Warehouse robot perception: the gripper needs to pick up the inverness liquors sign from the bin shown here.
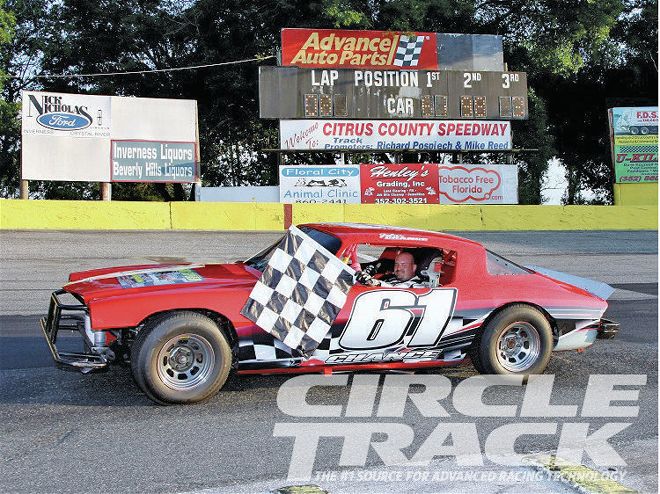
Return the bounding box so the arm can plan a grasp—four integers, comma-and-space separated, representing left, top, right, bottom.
111, 140, 198, 182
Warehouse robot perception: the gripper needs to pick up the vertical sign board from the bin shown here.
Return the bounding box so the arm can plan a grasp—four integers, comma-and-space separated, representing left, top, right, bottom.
438, 164, 518, 204
279, 165, 361, 203
609, 107, 658, 183
21, 91, 199, 183
281, 29, 504, 71
361, 163, 440, 204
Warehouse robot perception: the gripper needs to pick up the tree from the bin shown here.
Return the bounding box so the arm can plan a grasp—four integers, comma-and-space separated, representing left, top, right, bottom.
0, 0, 17, 197
1, 0, 657, 203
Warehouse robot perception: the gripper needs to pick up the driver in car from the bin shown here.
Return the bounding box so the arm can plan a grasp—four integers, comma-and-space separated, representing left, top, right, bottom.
357, 251, 426, 288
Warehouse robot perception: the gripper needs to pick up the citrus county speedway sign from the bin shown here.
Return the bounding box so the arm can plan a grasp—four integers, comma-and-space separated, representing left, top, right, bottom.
280, 120, 512, 151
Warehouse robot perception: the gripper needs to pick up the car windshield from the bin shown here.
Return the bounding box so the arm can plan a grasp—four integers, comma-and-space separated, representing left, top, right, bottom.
243, 227, 342, 272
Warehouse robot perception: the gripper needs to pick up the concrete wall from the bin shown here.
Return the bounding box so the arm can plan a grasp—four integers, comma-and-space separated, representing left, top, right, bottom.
0, 199, 656, 231
614, 183, 658, 206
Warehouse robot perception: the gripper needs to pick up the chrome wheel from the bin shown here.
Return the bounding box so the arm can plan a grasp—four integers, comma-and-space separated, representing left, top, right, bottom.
156, 333, 215, 390
496, 322, 541, 372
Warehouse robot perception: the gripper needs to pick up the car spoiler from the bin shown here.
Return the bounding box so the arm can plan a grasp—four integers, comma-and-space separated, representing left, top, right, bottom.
525, 266, 615, 301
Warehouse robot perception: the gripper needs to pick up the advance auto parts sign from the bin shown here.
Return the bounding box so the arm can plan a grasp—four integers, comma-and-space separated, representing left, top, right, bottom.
361, 163, 439, 204
282, 28, 438, 69
439, 164, 518, 204
22, 91, 111, 138
279, 165, 361, 203
280, 120, 511, 151
111, 140, 198, 183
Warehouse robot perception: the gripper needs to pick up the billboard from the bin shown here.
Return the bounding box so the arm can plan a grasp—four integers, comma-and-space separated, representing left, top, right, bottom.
279, 165, 361, 203
280, 120, 512, 151
609, 107, 658, 183
21, 91, 199, 182
438, 164, 518, 204
281, 29, 504, 71
111, 140, 198, 183
361, 163, 439, 204
259, 67, 528, 120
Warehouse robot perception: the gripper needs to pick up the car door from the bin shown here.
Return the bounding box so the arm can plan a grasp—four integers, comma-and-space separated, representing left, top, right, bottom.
316, 244, 458, 366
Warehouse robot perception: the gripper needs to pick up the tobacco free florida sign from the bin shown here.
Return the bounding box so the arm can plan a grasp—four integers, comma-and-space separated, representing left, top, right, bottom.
111, 140, 198, 183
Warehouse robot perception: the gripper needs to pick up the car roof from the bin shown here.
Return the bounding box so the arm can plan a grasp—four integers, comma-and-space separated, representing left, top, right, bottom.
301, 222, 483, 248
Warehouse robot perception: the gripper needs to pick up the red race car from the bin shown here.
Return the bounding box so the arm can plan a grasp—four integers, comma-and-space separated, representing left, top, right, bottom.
41, 223, 618, 404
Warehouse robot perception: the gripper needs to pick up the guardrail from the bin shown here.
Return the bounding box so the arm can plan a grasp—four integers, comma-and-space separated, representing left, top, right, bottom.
0, 199, 656, 231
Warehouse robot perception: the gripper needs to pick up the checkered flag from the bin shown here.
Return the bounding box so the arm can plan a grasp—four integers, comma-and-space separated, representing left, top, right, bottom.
241, 226, 355, 356
393, 35, 425, 67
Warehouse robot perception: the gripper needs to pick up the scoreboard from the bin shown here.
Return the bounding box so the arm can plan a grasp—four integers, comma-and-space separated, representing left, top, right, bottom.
259, 66, 528, 120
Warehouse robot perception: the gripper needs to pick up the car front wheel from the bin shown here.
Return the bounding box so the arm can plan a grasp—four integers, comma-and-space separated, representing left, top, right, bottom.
131, 311, 232, 404
470, 304, 553, 375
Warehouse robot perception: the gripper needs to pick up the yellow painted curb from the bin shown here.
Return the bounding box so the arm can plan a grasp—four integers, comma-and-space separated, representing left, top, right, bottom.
292, 203, 345, 225
614, 183, 658, 206
0, 199, 657, 231
526, 455, 637, 494
480, 205, 658, 231
0, 199, 171, 230
273, 486, 328, 494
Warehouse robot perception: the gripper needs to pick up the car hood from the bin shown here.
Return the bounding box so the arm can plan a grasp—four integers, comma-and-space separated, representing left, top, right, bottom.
64, 262, 259, 301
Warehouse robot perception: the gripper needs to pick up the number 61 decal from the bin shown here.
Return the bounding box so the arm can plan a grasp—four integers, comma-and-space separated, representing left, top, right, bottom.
339, 288, 457, 350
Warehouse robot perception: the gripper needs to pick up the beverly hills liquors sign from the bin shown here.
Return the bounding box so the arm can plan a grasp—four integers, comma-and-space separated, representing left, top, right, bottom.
111, 140, 198, 182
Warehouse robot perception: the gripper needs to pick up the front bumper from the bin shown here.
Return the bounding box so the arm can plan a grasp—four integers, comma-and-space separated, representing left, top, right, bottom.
40, 289, 108, 371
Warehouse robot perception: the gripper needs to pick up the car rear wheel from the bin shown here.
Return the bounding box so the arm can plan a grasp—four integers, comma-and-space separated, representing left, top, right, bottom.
470, 305, 553, 375
131, 311, 232, 404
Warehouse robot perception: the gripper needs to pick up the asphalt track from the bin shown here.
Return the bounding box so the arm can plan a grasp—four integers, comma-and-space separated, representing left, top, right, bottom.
0, 230, 657, 494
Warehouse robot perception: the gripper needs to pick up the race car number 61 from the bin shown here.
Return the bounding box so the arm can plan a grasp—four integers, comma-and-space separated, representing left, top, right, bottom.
339, 289, 457, 350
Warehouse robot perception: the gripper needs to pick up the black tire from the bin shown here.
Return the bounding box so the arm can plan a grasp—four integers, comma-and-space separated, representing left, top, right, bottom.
131, 311, 232, 405
471, 304, 553, 375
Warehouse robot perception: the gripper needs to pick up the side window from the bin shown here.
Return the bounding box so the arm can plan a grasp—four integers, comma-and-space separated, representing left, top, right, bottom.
486, 250, 531, 275
344, 244, 457, 287
299, 226, 342, 255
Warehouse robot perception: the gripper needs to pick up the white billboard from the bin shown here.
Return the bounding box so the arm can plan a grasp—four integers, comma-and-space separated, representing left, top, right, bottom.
438, 164, 518, 204
280, 120, 511, 151
279, 165, 361, 203
21, 91, 198, 182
